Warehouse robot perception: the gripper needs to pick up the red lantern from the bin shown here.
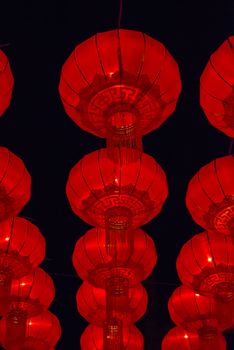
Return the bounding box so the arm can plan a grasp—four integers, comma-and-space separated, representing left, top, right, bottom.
176, 231, 234, 302
80, 324, 144, 350
77, 281, 147, 326
161, 327, 226, 350
186, 155, 234, 235
0, 311, 61, 350
72, 227, 157, 288
0, 216, 45, 315
168, 285, 234, 335
200, 36, 234, 137
3, 268, 55, 349
0, 147, 31, 222
59, 29, 181, 153
0, 50, 14, 117
66, 148, 168, 228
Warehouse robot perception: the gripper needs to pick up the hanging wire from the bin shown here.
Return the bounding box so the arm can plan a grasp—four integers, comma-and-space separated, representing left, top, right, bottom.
228, 138, 234, 155
118, 0, 123, 28
0, 43, 10, 48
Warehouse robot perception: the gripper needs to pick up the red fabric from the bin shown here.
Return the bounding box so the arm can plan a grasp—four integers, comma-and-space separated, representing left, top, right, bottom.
59, 29, 181, 139
66, 148, 168, 227
77, 281, 147, 326
168, 285, 233, 333
72, 227, 157, 288
162, 327, 226, 350
0, 50, 14, 117
176, 231, 234, 301
0, 147, 31, 222
200, 36, 234, 137
80, 324, 144, 350
186, 155, 234, 235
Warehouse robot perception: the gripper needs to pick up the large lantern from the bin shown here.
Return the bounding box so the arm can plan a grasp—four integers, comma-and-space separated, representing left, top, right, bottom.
59, 29, 181, 153
72, 227, 157, 288
200, 36, 234, 137
186, 155, 234, 235
0, 216, 45, 315
168, 285, 234, 336
66, 148, 168, 228
176, 231, 234, 302
4, 268, 55, 349
0, 50, 14, 116
80, 324, 144, 350
161, 327, 226, 350
0, 311, 61, 350
77, 281, 147, 326
0, 147, 31, 222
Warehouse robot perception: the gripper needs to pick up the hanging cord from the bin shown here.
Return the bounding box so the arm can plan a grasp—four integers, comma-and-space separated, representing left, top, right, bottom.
0, 43, 10, 48
118, 0, 123, 28
228, 138, 234, 155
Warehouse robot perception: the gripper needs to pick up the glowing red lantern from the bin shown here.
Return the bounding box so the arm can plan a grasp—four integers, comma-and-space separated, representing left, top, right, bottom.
80, 324, 143, 350
200, 36, 234, 137
0, 216, 45, 315
77, 281, 147, 326
72, 227, 157, 288
0, 311, 61, 350
186, 155, 234, 235
0, 50, 14, 117
59, 29, 181, 153
66, 148, 168, 228
161, 327, 226, 350
168, 285, 234, 335
3, 268, 55, 349
176, 231, 234, 302
0, 147, 31, 222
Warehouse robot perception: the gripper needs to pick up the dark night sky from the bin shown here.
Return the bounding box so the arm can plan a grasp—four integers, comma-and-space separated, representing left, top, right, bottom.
0, 0, 234, 349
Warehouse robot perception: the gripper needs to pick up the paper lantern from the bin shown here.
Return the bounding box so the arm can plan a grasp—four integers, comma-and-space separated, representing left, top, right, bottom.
161, 327, 226, 350
186, 155, 234, 235
66, 148, 168, 228
59, 29, 181, 153
3, 268, 55, 349
168, 285, 234, 335
0, 311, 61, 350
77, 281, 147, 326
0, 147, 31, 222
80, 324, 144, 350
0, 216, 45, 315
0, 50, 14, 116
176, 231, 234, 301
200, 36, 234, 137
72, 227, 157, 288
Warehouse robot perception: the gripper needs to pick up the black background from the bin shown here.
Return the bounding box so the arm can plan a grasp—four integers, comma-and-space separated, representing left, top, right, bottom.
0, 0, 233, 349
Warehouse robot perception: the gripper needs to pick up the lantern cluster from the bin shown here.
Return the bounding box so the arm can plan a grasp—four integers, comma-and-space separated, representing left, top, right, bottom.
0, 52, 61, 350
162, 156, 234, 350
162, 36, 234, 350
59, 29, 181, 349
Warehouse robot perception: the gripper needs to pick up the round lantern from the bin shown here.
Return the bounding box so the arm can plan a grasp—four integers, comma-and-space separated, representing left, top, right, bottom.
2, 268, 55, 349
59, 29, 181, 153
0, 216, 45, 315
0, 147, 31, 222
80, 324, 144, 350
200, 36, 234, 137
176, 231, 234, 302
168, 285, 233, 336
0, 311, 61, 350
77, 281, 147, 326
72, 227, 157, 288
161, 327, 226, 350
0, 50, 14, 116
66, 148, 168, 228
186, 155, 234, 235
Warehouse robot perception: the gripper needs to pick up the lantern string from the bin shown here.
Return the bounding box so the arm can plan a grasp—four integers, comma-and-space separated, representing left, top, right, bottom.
0, 43, 10, 48
118, 0, 123, 28
228, 138, 234, 155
